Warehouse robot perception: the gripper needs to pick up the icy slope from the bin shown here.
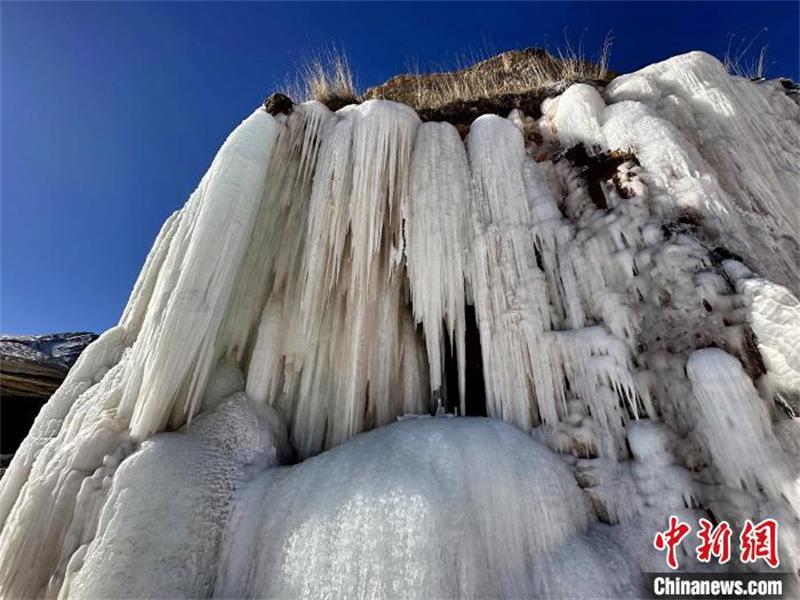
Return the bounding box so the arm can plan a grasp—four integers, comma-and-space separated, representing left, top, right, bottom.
0, 51, 798, 599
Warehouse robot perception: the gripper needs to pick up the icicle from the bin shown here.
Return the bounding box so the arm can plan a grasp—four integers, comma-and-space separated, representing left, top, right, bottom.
300, 100, 419, 335
523, 157, 578, 331
306, 102, 422, 450
240, 100, 426, 458
220, 102, 332, 364
687, 348, 795, 509
551, 326, 649, 458
405, 122, 470, 411
466, 114, 554, 430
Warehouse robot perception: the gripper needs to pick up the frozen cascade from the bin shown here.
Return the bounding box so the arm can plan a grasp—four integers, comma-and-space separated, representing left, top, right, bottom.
604, 52, 800, 292
119, 109, 279, 440
0, 51, 798, 598
687, 349, 797, 511
245, 100, 429, 458
467, 114, 556, 429
405, 122, 470, 410
723, 260, 800, 412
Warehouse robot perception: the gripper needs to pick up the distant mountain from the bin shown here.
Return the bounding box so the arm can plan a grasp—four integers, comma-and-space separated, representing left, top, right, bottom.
1, 332, 97, 456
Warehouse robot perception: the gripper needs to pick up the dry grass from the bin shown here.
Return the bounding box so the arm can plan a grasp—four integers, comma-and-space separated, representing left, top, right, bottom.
371, 34, 613, 113
286, 36, 613, 116
286, 45, 359, 109
723, 30, 769, 79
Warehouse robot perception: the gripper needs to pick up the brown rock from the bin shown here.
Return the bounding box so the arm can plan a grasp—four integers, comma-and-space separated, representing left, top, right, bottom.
263, 93, 294, 116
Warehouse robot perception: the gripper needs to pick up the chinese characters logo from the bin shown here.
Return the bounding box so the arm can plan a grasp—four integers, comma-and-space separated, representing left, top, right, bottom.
653, 517, 779, 569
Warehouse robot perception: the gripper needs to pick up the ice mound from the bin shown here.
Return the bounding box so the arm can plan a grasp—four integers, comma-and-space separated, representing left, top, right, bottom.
1, 51, 799, 598
215, 417, 645, 600
62, 394, 289, 599
46, 418, 651, 599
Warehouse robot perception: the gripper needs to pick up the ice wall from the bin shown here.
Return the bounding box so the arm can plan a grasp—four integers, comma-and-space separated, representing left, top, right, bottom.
0, 51, 798, 598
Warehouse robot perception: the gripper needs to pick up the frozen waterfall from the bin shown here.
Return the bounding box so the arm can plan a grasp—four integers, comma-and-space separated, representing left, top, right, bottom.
1, 51, 799, 599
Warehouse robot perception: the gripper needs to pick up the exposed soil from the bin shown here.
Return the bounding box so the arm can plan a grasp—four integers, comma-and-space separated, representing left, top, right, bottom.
563, 144, 639, 209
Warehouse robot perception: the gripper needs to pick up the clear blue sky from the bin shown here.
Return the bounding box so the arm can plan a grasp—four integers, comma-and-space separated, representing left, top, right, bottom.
2, 1, 798, 334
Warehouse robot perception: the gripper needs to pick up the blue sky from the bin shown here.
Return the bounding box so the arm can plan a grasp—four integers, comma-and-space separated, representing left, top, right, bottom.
2, 1, 798, 334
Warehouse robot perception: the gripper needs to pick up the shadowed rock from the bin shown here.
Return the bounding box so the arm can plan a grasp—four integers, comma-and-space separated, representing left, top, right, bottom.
263, 93, 294, 116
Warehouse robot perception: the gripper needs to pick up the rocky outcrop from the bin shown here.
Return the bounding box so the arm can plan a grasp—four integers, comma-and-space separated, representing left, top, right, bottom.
263, 93, 294, 116
363, 47, 612, 124
1, 333, 97, 455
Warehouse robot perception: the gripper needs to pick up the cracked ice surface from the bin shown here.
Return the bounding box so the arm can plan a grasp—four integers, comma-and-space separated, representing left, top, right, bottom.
0, 51, 798, 598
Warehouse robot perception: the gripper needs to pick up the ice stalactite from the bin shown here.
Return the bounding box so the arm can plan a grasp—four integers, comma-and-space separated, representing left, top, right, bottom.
220, 101, 333, 366
1, 50, 799, 598
467, 114, 559, 429
686, 348, 800, 570
245, 100, 429, 458
687, 349, 797, 510
405, 122, 470, 411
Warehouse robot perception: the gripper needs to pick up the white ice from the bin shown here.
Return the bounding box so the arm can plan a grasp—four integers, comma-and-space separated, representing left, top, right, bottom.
214, 417, 647, 600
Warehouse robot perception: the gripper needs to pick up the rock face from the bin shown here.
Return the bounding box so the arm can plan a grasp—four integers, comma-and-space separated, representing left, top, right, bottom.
0, 333, 97, 455
263, 93, 294, 116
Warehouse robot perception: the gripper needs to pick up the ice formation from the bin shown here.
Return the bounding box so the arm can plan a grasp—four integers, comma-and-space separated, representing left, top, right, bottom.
1, 51, 798, 598
214, 418, 646, 600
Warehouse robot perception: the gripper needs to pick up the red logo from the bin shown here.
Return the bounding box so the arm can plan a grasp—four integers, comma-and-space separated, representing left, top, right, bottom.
655, 517, 780, 569
696, 518, 732, 564
740, 519, 780, 568
654, 516, 692, 569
